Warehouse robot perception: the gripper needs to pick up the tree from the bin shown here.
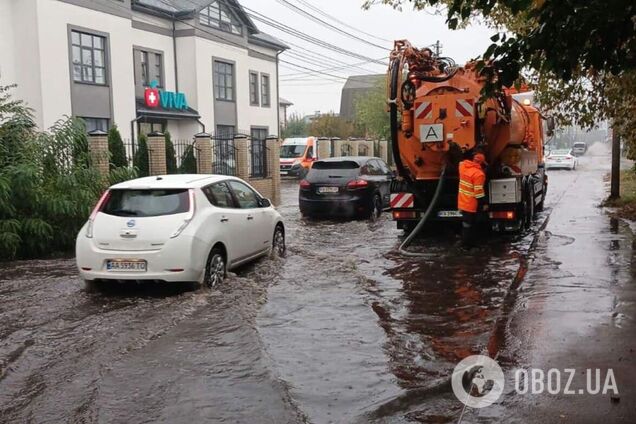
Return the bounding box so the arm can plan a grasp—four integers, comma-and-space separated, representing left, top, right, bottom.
179, 145, 197, 174
308, 113, 355, 139
363, 0, 636, 159
133, 134, 149, 177
282, 113, 308, 138
108, 124, 127, 169
165, 130, 178, 174
354, 77, 390, 140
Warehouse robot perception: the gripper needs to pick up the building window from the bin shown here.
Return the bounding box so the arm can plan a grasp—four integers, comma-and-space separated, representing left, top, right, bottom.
249, 71, 259, 106
261, 74, 270, 107
214, 61, 234, 101
216, 125, 235, 139
140, 50, 149, 85
154, 53, 163, 87
138, 120, 166, 137
134, 48, 163, 88
71, 30, 107, 85
250, 127, 268, 178
199, 1, 243, 35
81, 117, 109, 132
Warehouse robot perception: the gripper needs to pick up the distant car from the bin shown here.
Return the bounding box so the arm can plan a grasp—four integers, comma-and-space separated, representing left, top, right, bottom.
279, 137, 317, 178
299, 156, 394, 219
572, 142, 587, 156
545, 149, 578, 170
76, 175, 285, 290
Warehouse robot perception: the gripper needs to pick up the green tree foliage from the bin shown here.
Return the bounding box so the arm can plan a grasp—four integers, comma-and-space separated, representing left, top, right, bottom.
165, 131, 178, 174
107, 124, 127, 169
309, 113, 355, 139
133, 133, 149, 177
282, 113, 308, 138
180, 145, 197, 174
0, 85, 104, 259
354, 78, 390, 140
363, 0, 636, 159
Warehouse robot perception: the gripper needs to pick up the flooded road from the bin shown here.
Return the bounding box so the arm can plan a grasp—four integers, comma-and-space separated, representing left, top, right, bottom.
0, 143, 632, 423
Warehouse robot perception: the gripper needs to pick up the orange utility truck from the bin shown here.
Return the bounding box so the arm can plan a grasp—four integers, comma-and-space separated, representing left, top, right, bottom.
387, 40, 550, 233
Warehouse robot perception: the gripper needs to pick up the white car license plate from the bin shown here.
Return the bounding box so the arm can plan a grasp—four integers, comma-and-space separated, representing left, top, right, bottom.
280, 170, 288, 175
318, 186, 339, 194
437, 210, 463, 218
106, 259, 147, 272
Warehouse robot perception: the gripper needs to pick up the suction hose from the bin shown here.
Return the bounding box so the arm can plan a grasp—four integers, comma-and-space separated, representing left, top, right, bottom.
398, 166, 447, 256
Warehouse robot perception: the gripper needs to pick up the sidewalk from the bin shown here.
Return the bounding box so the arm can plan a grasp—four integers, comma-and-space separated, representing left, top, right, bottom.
470, 148, 636, 423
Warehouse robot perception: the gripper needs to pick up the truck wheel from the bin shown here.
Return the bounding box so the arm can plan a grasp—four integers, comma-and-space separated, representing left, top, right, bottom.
524, 184, 535, 229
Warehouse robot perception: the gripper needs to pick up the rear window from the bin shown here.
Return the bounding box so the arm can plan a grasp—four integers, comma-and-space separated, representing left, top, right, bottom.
102, 189, 190, 217
573, 143, 586, 147
312, 161, 360, 170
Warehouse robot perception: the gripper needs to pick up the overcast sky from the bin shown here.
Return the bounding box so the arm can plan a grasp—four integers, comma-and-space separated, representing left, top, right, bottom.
240, 0, 495, 116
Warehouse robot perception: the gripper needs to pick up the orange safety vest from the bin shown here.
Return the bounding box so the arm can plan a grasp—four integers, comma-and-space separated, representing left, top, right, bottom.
458, 160, 486, 213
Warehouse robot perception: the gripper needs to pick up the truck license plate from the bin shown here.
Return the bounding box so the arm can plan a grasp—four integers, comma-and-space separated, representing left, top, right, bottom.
437, 210, 463, 218
106, 259, 147, 272
318, 186, 339, 194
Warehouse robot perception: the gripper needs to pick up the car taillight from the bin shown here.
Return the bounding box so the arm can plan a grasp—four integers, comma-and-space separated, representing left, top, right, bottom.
346, 179, 368, 189
171, 189, 196, 238
85, 189, 111, 238
299, 179, 311, 189
566, 155, 573, 160
489, 211, 516, 220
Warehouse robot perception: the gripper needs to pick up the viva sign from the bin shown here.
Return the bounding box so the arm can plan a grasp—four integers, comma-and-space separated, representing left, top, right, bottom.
144, 80, 188, 110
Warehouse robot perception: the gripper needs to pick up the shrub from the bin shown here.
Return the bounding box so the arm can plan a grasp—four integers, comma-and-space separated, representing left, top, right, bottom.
0, 85, 103, 259
108, 124, 127, 169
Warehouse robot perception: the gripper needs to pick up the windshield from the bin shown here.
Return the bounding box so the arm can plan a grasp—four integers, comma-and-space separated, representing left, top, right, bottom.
573, 143, 586, 147
102, 189, 190, 217
280, 145, 306, 158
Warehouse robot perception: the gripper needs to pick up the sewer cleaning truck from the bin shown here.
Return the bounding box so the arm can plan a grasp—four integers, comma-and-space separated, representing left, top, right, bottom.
387, 40, 550, 234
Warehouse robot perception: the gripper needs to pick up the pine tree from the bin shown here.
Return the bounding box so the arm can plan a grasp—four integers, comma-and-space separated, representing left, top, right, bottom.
134, 134, 149, 177
165, 131, 178, 174
179, 145, 197, 174
108, 124, 127, 169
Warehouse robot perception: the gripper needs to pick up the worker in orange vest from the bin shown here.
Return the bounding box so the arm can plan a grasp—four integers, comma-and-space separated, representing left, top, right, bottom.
458, 152, 487, 246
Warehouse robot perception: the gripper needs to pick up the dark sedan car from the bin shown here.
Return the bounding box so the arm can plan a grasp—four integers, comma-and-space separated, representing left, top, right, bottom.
299, 156, 394, 219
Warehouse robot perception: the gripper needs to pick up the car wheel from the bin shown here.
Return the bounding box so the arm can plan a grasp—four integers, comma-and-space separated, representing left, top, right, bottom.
201, 247, 226, 288
272, 224, 286, 257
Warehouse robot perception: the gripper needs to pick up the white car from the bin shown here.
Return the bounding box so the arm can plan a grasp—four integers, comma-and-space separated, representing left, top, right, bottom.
544, 149, 578, 170
76, 174, 285, 289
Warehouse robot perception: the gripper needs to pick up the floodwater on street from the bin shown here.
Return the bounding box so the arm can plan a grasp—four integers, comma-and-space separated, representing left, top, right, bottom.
0, 143, 633, 423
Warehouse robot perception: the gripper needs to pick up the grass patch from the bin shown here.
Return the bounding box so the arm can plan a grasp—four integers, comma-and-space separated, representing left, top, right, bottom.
604, 170, 636, 220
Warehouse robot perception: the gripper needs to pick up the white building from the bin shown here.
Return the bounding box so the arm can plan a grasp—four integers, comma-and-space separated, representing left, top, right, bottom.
0, 0, 287, 141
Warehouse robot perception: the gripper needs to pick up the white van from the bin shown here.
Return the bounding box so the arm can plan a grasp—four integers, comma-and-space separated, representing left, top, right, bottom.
279, 137, 317, 177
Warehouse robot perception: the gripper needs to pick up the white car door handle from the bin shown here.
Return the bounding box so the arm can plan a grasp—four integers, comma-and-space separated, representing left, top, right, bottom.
220, 217, 229, 222
247, 215, 254, 220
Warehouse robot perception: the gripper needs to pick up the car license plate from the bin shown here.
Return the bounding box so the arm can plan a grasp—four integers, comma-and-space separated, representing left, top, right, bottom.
437, 210, 463, 218
318, 186, 339, 194
280, 170, 288, 175
106, 259, 147, 272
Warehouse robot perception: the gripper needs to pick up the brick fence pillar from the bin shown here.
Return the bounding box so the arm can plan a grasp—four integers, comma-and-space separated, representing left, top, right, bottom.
266, 136, 281, 206
194, 132, 212, 174
234, 134, 250, 180
88, 130, 109, 180
333, 139, 343, 157
350, 140, 359, 156
147, 131, 167, 175
317, 137, 330, 159
379, 140, 389, 163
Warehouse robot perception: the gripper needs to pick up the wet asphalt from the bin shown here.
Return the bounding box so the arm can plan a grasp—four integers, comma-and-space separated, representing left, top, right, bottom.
0, 143, 633, 423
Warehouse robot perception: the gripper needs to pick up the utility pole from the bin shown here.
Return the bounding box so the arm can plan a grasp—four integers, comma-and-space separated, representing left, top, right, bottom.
609, 125, 621, 200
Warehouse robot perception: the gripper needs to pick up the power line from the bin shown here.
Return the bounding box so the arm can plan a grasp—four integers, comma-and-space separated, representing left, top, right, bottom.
294, 0, 393, 44
275, 0, 388, 51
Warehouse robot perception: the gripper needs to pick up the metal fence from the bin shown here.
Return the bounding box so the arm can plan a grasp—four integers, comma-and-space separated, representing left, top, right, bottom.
250, 138, 269, 178
211, 135, 237, 176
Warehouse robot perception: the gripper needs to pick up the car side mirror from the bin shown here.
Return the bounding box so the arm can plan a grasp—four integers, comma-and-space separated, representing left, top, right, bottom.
260, 198, 272, 208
